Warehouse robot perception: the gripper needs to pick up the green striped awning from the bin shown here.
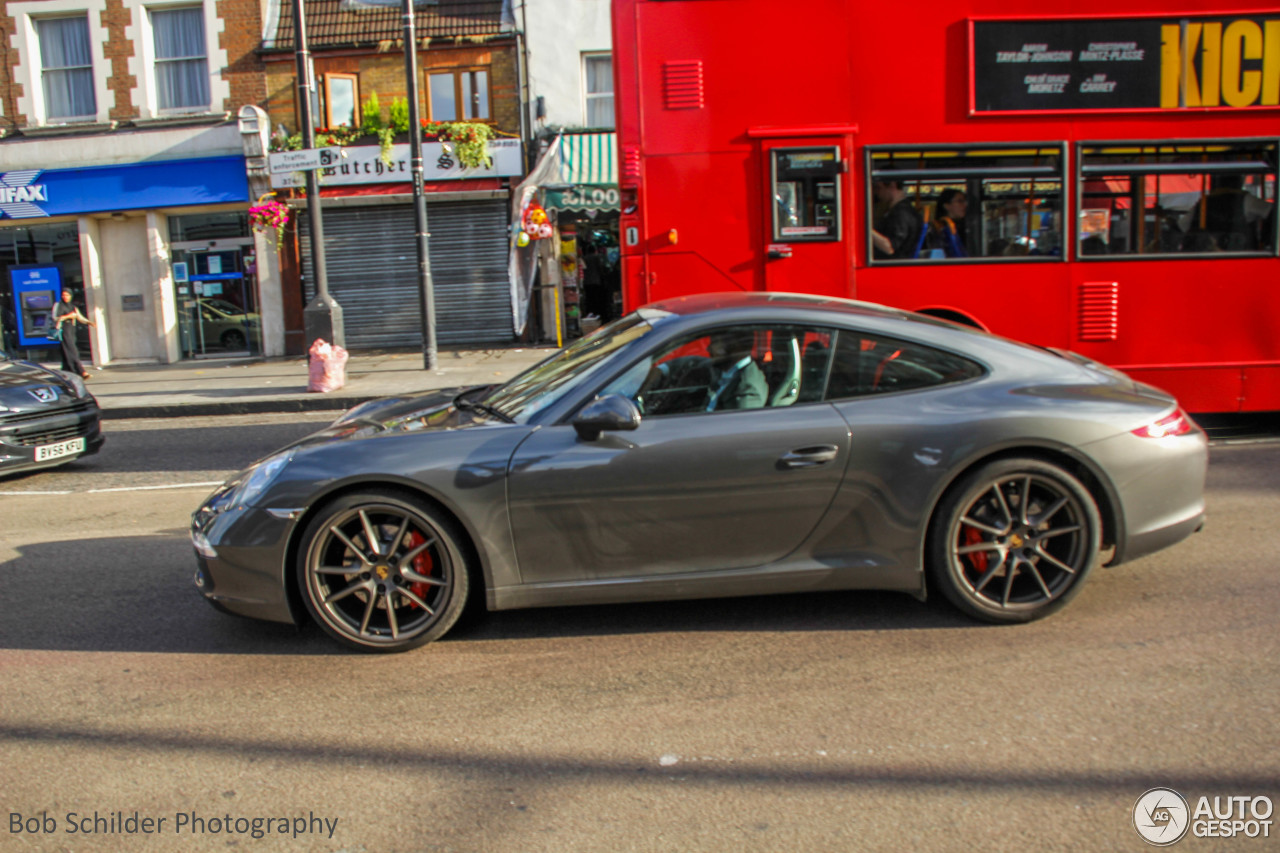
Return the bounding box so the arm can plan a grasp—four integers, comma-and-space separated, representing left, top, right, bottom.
558, 132, 616, 186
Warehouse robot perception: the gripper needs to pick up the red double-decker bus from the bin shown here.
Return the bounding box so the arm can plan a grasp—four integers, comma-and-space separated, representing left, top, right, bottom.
611, 0, 1279, 413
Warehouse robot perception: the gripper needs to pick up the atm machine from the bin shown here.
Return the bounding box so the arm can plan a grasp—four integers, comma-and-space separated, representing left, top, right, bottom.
9, 265, 63, 347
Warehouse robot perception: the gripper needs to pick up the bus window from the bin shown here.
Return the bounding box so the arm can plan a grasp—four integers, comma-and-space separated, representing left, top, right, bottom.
1078, 140, 1278, 257
866, 145, 1065, 263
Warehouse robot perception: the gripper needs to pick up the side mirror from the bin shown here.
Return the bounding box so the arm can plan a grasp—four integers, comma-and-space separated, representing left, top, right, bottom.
572, 394, 641, 441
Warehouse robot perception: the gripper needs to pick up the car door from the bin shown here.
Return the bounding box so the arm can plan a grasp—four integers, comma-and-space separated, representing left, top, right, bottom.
506, 324, 851, 584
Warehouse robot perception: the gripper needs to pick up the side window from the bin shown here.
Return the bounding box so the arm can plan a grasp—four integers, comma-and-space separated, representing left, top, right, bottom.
825, 331, 983, 399
1079, 140, 1277, 257
867, 145, 1065, 262
603, 325, 834, 417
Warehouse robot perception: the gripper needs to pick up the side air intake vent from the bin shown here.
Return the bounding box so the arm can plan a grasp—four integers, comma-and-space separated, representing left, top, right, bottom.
1079, 281, 1119, 342
663, 60, 705, 110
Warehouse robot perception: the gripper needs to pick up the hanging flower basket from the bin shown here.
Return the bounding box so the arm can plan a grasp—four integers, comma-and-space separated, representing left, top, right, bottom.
249, 195, 290, 249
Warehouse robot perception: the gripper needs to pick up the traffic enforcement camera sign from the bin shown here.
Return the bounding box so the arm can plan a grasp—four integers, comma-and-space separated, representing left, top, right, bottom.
268, 147, 345, 174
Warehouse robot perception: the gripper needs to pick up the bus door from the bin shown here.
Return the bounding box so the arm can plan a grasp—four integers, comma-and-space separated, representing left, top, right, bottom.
760, 138, 855, 298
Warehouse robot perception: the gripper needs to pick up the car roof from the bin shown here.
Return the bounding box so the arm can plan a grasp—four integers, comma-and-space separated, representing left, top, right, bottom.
643, 292, 910, 320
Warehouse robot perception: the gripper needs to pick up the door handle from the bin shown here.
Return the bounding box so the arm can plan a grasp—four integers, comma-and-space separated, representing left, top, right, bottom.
779, 445, 840, 468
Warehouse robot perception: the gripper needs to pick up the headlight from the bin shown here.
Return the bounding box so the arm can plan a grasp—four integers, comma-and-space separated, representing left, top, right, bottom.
66, 374, 90, 399
222, 449, 297, 509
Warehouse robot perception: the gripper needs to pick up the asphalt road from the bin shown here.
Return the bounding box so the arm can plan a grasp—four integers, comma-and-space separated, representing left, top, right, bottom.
0, 416, 1277, 852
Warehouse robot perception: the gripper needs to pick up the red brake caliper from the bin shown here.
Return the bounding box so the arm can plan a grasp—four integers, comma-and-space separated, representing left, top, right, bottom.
404, 530, 435, 608
963, 526, 989, 573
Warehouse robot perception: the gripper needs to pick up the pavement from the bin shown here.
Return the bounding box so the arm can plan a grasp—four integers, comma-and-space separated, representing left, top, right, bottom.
53, 346, 558, 419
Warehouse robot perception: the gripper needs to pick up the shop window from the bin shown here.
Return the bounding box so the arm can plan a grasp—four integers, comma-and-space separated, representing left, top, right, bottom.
151, 6, 209, 111
1078, 140, 1277, 257
37, 15, 96, 120
168, 212, 249, 242
324, 74, 359, 128
428, 69, 489, 122
583, 53, 614, 128
772, 148, 842, 242
866, 145, 1065, 263
825, 331, 984, 399
0, 222, 85, 356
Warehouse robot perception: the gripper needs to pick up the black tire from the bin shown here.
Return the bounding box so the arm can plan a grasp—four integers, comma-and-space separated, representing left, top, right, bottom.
221, 329, 247, 350
297, 491, 471, 652
927, 458, 1101, 624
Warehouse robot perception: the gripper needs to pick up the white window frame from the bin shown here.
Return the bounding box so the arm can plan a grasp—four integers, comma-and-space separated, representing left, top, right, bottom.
10, 0, 110, 126
125, 0, 228, 118
582, 52, 614, 129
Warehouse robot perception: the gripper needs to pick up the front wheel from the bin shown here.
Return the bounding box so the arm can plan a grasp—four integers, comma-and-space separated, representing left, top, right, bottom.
298, 491, 470, 652
928, 458, 1101, 623
221, 329, 247, 350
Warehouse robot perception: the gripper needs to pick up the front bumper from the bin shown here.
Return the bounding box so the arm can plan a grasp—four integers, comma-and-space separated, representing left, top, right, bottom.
191, 503, 301, 624
0, 401, 103, 476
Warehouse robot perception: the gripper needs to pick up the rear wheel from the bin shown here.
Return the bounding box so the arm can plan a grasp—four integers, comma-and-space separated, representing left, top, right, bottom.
928, 458, 1100, 623
298, 491, 470, 652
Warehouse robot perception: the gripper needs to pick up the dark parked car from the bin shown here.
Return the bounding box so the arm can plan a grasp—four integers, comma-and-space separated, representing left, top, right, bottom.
193, 293, 1207, 652
0, 351, 103, 476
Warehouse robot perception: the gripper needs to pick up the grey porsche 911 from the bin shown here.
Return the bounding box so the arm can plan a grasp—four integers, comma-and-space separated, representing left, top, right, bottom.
193, 293, 1207, 652
0, 351, 103, 476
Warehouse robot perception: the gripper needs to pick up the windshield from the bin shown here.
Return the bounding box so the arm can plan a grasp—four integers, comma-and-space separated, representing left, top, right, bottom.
480, 313, 657, 422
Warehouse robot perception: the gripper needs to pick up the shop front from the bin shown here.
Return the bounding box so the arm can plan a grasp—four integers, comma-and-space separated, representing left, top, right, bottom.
512, 132, 621, 343
0, 155, 250, 365
278, 139, 523, 350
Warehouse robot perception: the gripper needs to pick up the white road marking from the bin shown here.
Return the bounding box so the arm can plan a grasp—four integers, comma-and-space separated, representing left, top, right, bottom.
86, 481, 223, 494
0, 481, 222, 497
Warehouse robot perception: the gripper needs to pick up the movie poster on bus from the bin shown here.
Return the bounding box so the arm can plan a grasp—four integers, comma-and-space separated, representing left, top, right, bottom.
971, 15, 1280, 114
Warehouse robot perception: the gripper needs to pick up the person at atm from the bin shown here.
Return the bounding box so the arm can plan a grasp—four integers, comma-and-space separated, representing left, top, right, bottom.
52, 290, 95, 379
871, 179, 923, 260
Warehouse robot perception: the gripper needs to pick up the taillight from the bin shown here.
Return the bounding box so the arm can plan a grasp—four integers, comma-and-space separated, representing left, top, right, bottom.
1131, 408, 1193, 439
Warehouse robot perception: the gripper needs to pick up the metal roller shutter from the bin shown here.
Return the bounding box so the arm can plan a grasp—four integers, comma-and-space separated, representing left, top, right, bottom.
300, 199, 514, 349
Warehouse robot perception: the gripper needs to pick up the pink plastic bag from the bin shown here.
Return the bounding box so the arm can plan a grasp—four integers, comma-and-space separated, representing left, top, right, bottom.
307, 339, 349, 393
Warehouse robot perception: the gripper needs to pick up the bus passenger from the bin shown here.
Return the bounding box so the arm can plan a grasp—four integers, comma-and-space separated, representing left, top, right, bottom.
1182, 175, 1274, 251
921, 189, 969, 258
871, 179, 923, 260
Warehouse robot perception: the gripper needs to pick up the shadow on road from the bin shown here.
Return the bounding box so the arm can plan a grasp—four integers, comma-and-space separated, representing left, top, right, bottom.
0, 531, 973, 655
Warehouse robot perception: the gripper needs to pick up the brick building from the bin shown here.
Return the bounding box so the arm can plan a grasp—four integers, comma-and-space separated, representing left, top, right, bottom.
0, 0, 275, 364
261, 0, 525, 350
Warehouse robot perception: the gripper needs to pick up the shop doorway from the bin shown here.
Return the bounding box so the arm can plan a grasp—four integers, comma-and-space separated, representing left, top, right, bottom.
171, 239, 260, 358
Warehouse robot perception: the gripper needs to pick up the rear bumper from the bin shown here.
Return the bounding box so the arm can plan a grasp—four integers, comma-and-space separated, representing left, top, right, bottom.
1083, 426, 1209, 566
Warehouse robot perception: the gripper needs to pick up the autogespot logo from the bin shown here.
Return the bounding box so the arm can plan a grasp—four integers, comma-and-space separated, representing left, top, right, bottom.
1134, 788, 1191, 846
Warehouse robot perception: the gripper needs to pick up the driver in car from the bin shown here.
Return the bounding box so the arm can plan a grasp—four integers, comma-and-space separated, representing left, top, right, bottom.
645, 329, 767, 413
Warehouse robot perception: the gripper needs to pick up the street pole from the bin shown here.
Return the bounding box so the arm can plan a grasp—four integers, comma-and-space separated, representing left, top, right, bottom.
402, 0, 437, 370
295, 0, 344, 347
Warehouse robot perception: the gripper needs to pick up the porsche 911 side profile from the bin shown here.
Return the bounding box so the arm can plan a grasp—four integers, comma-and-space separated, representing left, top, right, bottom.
192, 293, 1207, 651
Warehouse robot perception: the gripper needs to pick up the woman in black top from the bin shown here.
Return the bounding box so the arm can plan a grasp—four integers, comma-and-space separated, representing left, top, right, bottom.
52, 290, 94, 379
